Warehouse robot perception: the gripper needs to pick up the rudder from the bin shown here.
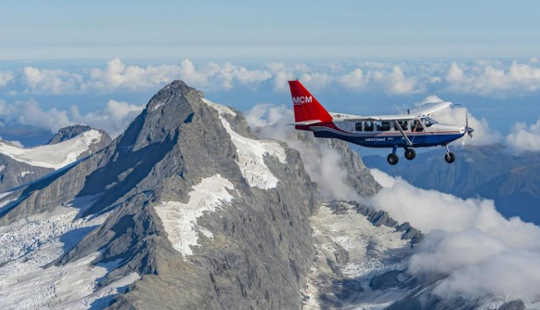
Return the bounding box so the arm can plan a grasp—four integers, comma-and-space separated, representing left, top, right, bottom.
288, 80, 332, 123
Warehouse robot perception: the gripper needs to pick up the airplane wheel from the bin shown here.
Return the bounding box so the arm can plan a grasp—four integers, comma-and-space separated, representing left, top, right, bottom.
387, 153, 399, 165
445, 152, 455, 163
405, 148, 416, 160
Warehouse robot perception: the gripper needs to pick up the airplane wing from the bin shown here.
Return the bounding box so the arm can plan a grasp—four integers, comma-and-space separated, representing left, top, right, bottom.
411, 101, 453, 117
330, 112, 413, 121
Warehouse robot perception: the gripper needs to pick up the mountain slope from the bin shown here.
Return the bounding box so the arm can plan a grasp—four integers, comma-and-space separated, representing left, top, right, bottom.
0, 81, 322, 309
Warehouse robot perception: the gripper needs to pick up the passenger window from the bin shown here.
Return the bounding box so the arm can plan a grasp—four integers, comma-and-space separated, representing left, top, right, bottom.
395, 120, 408, 131
355, 122, 362, 131
364, 121, 374, 131
376, 121, 391, 131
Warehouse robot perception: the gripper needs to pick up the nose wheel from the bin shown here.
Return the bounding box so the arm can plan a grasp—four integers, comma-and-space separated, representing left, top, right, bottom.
445, 152, 455, 163
444, 145, 455, 163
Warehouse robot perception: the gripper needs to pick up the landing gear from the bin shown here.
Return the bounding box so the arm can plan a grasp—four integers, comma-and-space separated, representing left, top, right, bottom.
445, 152, 455, 163
404, 148, 416, 160
387, 153, 399, 165
444, 145, 455, 163
387, 146, 399, 165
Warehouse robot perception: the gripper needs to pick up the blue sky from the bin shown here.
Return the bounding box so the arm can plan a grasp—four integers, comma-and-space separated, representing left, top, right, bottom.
2, 1, 540, 59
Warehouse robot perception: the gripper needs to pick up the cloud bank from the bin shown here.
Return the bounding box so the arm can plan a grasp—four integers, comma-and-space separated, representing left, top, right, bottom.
371, 170, 540, 302
506, 118, 540, 152
3, 58, 540, 98
0, 98, 143, 136
20, 58, 272, 94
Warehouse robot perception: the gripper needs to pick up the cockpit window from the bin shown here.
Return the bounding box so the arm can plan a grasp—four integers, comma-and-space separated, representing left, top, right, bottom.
424, 117, 437, 127
355, 122, 362, 131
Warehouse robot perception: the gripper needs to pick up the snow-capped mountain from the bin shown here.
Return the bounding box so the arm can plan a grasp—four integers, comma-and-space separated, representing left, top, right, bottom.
0, 81, 529, 310
0, 125, 111, 192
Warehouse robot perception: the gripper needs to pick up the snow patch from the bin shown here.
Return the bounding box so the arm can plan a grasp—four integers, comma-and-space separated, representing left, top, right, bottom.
203, 97, 287, 189
155, 174, 234, 256
0, 130, 102, 169
202, 97, 236, 117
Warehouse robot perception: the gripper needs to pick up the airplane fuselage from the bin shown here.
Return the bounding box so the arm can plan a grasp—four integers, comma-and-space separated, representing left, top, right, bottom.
296, 120, 466, 148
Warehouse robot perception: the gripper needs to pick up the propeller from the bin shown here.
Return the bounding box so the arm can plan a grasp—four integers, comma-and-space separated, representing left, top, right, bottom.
465, 112, 474, 138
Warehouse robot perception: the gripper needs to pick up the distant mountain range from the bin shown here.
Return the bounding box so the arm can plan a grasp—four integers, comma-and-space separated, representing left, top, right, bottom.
363, 145, 540, 224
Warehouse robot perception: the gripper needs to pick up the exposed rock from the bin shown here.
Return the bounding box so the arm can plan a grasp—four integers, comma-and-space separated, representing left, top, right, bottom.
499, 300, 525, 310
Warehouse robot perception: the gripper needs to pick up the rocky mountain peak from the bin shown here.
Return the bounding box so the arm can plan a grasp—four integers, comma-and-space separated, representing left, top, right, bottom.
48, 124, 93, 144
0, 80, 393, 309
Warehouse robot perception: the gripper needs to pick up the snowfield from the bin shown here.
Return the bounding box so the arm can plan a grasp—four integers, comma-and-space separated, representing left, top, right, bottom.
0, 196, 138, 309
303, 203, 412, 310
203, 98, 287, 189
0, 130, 102, 169
155, 174, 235, 256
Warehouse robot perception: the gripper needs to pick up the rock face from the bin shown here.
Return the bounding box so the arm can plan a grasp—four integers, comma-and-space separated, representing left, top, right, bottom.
0, 154, 52, 192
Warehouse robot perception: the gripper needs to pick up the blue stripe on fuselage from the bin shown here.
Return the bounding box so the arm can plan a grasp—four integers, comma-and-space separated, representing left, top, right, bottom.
312, 130, 464, 148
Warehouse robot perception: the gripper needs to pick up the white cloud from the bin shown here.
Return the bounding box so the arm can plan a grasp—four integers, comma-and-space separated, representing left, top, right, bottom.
23, 67, 83, 94
339, 66, 421, 94
0, 72, 13, 88
446, 61, 540, 95
376, 66, 420, 94
20, 58, 273, 94
88, 58, 272, 92
88, 58, 179, 90
506, 118, 540, 152
70, 99, 144, 137
0, 98, 143, 136
0, 99, 71, 132
339, 69, 366, 89
371, 171, 540, 302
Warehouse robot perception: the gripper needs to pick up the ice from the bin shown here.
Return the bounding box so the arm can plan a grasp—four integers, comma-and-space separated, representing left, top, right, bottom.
0, 130, 102, 169
312, 204, 409, 278
154, 174, 235, 256
0, 196, 138, 309
203, 98, 287, 189
304, 203, 412, 309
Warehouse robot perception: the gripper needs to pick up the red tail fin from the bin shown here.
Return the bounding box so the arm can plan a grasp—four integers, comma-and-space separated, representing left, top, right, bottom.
288, 80, 332, 123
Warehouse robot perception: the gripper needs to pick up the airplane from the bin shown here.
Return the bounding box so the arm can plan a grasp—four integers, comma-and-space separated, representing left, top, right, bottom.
288, 80, 474, 165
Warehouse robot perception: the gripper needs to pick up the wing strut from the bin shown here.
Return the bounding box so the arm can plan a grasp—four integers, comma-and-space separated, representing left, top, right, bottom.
393, 120, 413, 146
